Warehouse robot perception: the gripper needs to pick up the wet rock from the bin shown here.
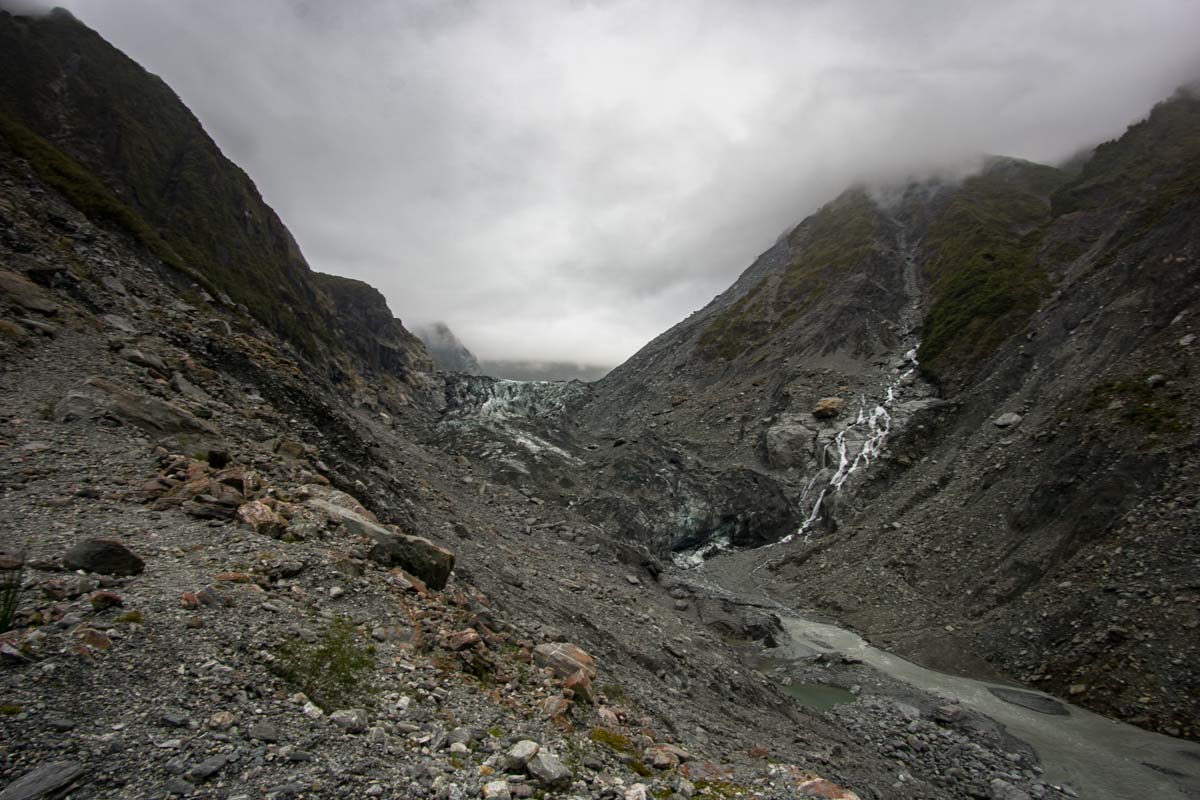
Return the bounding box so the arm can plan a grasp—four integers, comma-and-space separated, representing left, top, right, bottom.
0, 760, 85, 800
62, 538, 144, 576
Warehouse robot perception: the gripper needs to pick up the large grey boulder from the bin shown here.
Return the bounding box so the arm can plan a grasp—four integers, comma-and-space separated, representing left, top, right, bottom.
0, 761, 85, 800
54, 377, 215, 434
367, 531, 455, 591
762, 417, 818, 468
307, 498, 455, 590
62, 539, 144, 576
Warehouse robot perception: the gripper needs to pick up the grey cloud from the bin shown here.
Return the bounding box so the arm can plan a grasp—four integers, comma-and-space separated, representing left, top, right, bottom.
56, 0, 1200, 365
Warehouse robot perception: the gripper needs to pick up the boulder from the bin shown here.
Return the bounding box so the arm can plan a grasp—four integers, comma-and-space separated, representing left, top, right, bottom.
0, 268, 60, 315
366, 530, 455, 591
236, 501, 288, 538
54, 377, 216, 434
118, 347, 169, 375
481, 781, 511, 799
564, 668, 595, 703
503, 740, 540, 771
993, 412, 1023, 428
762, 417, 818, 468
526, 752, 572, 788
533, 642, 596, 679
329, 709, 369, 733
0, 761, 85, 800
812, 397, 846, 420
62, 539, 144, 576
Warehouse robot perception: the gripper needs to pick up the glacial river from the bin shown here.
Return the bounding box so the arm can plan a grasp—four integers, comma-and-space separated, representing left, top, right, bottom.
776, 613, 1200, 800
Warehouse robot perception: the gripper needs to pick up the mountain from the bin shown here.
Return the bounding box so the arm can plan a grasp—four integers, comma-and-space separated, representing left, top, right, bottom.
2, 7, 1199, 799
580, 89, 1200, 739
414, 321, 482, 375
0, 7, 433, 399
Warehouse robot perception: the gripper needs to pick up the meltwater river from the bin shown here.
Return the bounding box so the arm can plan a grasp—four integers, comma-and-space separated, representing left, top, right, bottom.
776, 613, 1200, 800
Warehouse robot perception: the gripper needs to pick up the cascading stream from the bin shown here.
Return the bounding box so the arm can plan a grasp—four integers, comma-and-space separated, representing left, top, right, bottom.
787, 344, 919, 541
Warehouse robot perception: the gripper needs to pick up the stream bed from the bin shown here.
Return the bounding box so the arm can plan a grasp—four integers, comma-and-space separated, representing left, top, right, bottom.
775, 613, 1200, 800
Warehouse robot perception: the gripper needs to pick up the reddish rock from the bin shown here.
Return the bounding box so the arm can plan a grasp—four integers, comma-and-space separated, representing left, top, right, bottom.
533, 642, 596, 679
540, 696, 572, 719
79, 629, 112, 650
563, 668, 595, 704
443, 628, 482, 651
236, 500, 288, 538
812, 396, 847, 419
89, 591, 123, 610
769, 765, 861, 800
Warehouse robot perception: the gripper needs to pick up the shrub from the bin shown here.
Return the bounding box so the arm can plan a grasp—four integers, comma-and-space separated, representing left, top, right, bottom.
272, 617, 375, 710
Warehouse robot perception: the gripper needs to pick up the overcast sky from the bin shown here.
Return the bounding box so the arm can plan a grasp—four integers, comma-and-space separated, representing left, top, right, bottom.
49, 1, 1200, 365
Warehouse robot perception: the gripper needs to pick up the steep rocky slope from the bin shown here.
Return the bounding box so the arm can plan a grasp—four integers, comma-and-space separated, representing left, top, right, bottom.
0, 7, 431, 392
581, 90, 1200, 741
416, 322, 483, 376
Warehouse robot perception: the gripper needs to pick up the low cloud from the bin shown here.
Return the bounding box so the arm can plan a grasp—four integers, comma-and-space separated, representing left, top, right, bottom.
57, 0, 1200, 365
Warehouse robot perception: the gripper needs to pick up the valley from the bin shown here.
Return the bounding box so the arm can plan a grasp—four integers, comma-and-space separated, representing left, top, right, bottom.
2, 6, 1199, 800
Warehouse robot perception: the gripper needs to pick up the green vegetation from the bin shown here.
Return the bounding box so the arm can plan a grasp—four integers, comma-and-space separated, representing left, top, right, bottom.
0, 562, 22, 633
117, 610, 144, 625
589, 726, 635, 753
599, 682, 627, 703
0, 11, 329, 354
693, 779, 750, 798
697, 189, 880, 361
272, 617, 376, 711
0, 704, 22, 715
0, 110, 219, 297
1051, 91, 1200, 267
919, 161, 1068, 388
1052, 90, 1200, 217
1085, 375, 1187, 434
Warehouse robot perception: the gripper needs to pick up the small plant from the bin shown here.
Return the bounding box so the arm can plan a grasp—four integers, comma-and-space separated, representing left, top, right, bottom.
0, 704, 22, 715
272, 617, 375, 710
0, 562, 24, 633
118, 611, 144, 624
599, 682, 627, 703
590, 727, 635, 753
